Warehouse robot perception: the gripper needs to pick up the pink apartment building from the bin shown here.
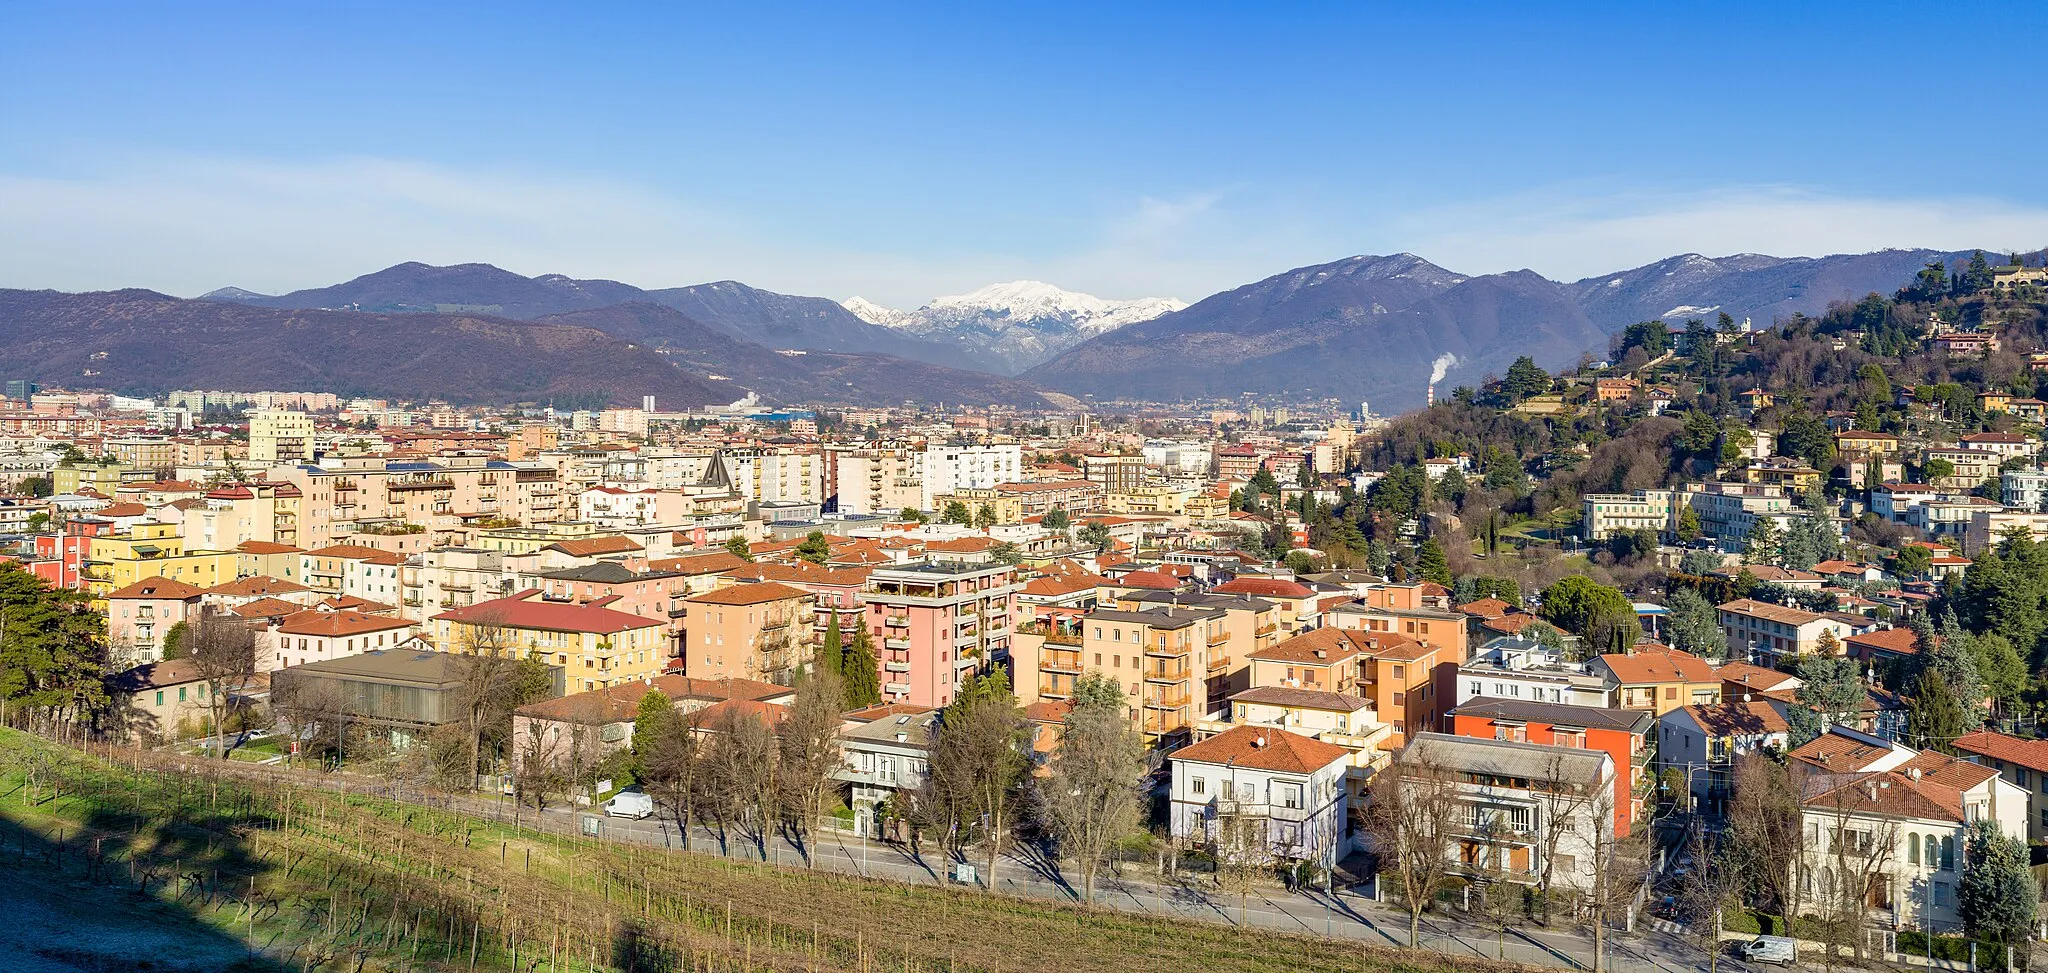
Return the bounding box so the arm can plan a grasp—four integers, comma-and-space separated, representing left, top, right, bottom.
861, 561, 1019, 709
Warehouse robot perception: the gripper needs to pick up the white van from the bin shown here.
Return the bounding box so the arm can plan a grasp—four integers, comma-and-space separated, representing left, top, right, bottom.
1738, 935, 1797, 967
604, 790, 655, 819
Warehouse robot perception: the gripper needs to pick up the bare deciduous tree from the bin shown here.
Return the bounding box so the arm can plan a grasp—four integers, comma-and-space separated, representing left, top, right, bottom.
1367, 745, 1463, 945
640, 702, 701, 849
1043, 674, 1146, 904
513, 722, 571, 813
185, 615, 257, 760
777, 665, 845, 865
269, 673, 343, 770
920, 670, 1028, 890
1532, 747, 1599, 923
1211, 798, 1273, 924
448, 620, 552, 791
701, 705, 777, 856
1727, 754, 1809, 933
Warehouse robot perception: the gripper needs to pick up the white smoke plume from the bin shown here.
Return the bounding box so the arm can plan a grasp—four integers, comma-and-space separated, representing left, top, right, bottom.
1429, 353, 1459, 385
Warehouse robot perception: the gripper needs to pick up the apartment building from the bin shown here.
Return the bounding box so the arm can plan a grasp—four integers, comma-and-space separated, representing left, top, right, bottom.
1401, 733, 1615, 890
1248, 627, 1448, 749
432, 589, 667, 692
1717, 598, 1858, 662
1656, 699, 1789, 813
264, 608, 419, 671
1075, 606, 1227, 739
249, 409, 315, 464
1449, 697, 1654, 838
106, 577, 206, 666
1952, 729, 2048, 842
682, 581, 812, 686
862, 561, 1018, 709
181, 481, 304, 550
1594, 645, 1721, 715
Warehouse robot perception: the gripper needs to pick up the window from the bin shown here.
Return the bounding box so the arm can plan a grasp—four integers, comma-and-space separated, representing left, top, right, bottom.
1933, 881, 1952, 908
1469, 681, 1481, 696
1664, 686, 1677, 700
155, 690, 164, 706
1940, 835, 1955, 869
1908, 838, 1920, 866
1191, 777, 1205, 795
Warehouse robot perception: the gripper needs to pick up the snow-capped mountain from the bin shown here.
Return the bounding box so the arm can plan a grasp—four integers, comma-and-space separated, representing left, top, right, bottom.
842, 281, 1185, 374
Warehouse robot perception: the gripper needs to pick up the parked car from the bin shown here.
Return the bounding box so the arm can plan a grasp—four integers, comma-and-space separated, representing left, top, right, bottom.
1738, 935, 1797, 967
604, 789, 654, 819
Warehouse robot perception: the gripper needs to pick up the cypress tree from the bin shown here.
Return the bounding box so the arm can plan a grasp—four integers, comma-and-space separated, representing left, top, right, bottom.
843, 619, 883, 708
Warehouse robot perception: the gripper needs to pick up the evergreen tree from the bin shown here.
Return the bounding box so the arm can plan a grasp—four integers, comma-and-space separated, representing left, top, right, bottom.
1041, 508, 1069, 531
1794, 654, 1862, 726
842, 621, 882, 708
1931, 611, 1989, 730
1665, 588, 1728, 660
1416, 538, 1451, 585
725, 536, 754, 561
632, 689, 679, 779
819, 613, 844, 682
942, 500, 973, 525
1907, 668, 1967, 753
1676, 506, 1702, 542
1743, 517, 1783, 565
794, 530, 830, 565
1957, 819, 2036, 951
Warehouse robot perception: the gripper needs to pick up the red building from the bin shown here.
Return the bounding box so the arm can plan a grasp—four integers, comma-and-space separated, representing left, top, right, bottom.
1448, 696, 1654, 838
10, 524, 105, 590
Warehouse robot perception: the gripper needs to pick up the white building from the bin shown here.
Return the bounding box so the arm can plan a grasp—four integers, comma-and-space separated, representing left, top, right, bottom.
1402, 733, 1614, 891
1656, 699, 1790, 814
919, 445, 1022, 511
249, 409, 315, 465
1455, 636, 1612, 708
2001, 468, 2048, 513
1169, 725, 1359, 869
1796, 750, 2028, 934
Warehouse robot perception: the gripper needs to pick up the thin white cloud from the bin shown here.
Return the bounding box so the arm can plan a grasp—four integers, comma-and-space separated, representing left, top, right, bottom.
3, 156, 2046, 309
1393, 185, 2048, 281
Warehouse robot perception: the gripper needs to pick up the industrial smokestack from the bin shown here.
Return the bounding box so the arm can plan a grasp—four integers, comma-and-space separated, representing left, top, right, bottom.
1427, 384, 1435, 407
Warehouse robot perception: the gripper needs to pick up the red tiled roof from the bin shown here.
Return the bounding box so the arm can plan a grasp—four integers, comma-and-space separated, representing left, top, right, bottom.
107, 577, 206, 600
1846, 627, 1921, 657
687, 581, 810, 607
1954, 730, 2048, 774
722, 562, 870, 588
544, 537, 644, 557
648, 551, 750, 575
1171, 725, 1350, 774
434, 593, 664, 634
275, 609, 414, 638
304, 543, 395, 560
1115, 570, 1184, 591
1213, 577, 1315, 599
235, 540, 304, 555
1456, 597, 1513, 619
1250, 627, 1432, 663
1600, 646, 1717, 685
207, 575, 310, 597
231, 596, 305, 618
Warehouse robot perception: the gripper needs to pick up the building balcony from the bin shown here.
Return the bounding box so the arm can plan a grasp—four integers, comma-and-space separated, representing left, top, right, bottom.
1208, 630, 1231, 647
1143, 690, 1189, 710
1144, 642, 1191, 659
885, 615, 909, 628
885, 637, 911, 650
1042, 649, 1083, 674
1207, 654, 1232, 673
1144, 666, 1187, 684
884, 681, 911, 696
883, 660, 911, 673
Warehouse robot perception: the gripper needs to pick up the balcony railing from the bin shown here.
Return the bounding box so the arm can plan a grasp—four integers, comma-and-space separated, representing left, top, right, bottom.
1144, 642, 1191, 658
883, 661, 911, 673
1144, 690, 1190, 710
885, 637, 911, 650
885, 615, 909, 628
1042, 649, 1083, 674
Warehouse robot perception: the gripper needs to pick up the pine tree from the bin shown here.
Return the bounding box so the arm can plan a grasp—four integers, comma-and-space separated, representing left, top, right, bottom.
1907, 668, 1967, 753
1417, 538, 1451, 585
1958, 819, 2037, 950
842, 620, 882, 708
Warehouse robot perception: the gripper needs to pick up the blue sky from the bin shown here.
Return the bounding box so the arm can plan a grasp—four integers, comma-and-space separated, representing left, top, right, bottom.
4, 2, 2045, 306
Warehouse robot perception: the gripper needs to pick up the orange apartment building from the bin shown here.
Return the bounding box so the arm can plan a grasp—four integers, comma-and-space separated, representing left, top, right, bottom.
682, 581, 812, 685
1071, 605, 1228, 741
1246, 627, 1452, 750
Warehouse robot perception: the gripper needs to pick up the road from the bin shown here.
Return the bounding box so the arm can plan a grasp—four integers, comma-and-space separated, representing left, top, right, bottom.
156, 751, 1768, 973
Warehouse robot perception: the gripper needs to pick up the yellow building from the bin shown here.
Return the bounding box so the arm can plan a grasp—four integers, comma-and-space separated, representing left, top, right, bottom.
84, 523, 237, 598
1104, 486, 1194, 515
933, 487, 1025, 524
473, 520, 609, 555
54, 461, 134, 496
430, 590, 667, 693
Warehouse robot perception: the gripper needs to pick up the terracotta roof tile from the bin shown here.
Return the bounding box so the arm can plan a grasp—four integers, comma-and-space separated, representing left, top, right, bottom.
1171, 725, 1350, 774
687, 581, 810, 607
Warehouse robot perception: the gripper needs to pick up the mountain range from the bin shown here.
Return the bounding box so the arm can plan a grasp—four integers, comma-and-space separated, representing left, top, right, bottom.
0, 248, 1973, 411
841, 281, 1186, 374
1025, 248, 1976, 410
0, 289, 1054, 409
